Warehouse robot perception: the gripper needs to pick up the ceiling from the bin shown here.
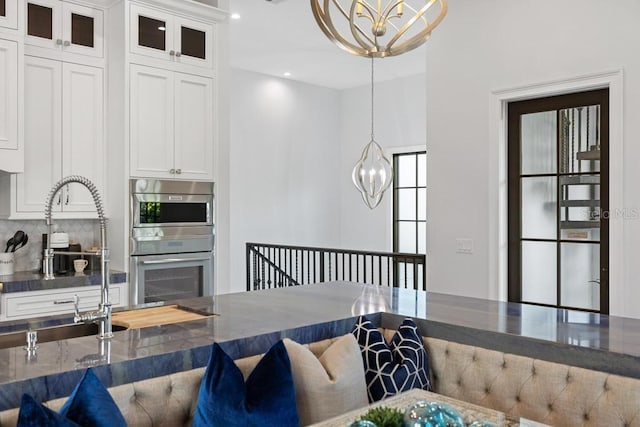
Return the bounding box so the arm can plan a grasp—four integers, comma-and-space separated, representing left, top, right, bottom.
229, 0, 428, 90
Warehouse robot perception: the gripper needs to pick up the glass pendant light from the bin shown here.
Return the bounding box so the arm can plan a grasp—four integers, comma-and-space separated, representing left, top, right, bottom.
352, 58, 393, 209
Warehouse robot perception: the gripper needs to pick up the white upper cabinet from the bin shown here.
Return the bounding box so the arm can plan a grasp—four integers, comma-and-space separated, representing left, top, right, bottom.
0, 0, 18, 29
25, 0, 103, 58
130, 63, 213, 180
11, 55, 103, 218
130, 3, 214, 69
0, 38, 18, 151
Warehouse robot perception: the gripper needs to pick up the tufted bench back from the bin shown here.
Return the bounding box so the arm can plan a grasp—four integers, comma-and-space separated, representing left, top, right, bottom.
2, 332, 640, 426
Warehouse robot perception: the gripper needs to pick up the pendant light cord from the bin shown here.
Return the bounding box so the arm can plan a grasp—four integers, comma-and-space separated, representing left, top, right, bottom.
370, 57, 375, 140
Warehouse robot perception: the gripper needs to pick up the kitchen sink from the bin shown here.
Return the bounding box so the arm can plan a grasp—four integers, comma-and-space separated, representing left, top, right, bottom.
0, 323, 128, 350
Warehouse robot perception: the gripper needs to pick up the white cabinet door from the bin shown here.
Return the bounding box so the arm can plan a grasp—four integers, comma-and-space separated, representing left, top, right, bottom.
129, 4, 173, 62
0, 0, 18, 29
25, 0, 62, 50
62, 62, 103, 212
61, 2, 103, 58
130, 64, 174, 178
17, 55, 61, 214
0, 38, 18, 151
173, 16, 214, 69
174, 72, 213, 180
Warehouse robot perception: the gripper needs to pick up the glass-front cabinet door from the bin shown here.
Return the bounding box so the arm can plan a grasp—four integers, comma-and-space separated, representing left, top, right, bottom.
130, 4, 173, 61
25, 0, 103, 57
174, 17, 214, 68
0, 0, 18, 29
61, 2, 103, 57
25, 0, 61, 49
130, 4, 213, 69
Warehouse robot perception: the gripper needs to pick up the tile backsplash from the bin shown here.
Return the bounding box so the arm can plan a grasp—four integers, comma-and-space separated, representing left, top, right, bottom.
0, 219, 100, 273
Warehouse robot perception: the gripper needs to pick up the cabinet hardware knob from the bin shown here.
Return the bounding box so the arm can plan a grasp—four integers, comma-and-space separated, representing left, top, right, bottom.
56, 194, 62, 205
176, 169, 182, 174
63, 40, 71, 47
176, 52, 181, 57
169, 50, 175, 56
66, 186, 70, 205
169, 168, 176, 174
56, 39, 63, 45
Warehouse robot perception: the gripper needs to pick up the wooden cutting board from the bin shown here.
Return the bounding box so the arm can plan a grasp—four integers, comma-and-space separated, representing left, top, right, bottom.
112, 305, 210, 329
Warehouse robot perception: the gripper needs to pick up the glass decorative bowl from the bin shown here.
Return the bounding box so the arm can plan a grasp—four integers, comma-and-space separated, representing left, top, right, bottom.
348, 420, 378, 427
403, 401, 465, 427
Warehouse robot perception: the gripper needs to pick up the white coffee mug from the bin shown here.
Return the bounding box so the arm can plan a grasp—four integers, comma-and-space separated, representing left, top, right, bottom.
74, 258, 88, 273
0, 253, 15, 276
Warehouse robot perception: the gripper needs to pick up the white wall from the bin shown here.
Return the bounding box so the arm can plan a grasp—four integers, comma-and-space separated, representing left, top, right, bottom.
227, 69, 342, 294
422, 0, 640, 317
339, 73, 427, 253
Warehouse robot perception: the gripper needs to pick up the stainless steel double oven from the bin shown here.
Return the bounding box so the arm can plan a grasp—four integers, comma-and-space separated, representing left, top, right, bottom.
129, 179, 214, 305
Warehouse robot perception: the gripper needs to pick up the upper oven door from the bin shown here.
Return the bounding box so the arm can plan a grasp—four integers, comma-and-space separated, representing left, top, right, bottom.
132, 194, 213, 228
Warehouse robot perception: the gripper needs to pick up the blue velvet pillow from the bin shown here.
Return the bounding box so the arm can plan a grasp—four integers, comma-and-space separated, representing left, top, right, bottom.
17, 394, 79, 427
59, 368, 127, 427
352, 315, 432, 402
193, 340, 300, 427
17, 368, 126, 427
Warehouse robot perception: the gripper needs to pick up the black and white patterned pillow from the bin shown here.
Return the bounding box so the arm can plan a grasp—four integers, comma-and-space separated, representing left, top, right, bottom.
352, 315, 431, 402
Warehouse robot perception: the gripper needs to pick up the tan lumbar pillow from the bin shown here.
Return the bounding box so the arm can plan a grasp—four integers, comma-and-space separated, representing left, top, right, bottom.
283, 334, 368, 425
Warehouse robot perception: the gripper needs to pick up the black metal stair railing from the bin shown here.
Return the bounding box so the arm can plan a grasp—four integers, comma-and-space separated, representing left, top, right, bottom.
246, 242, 426, 291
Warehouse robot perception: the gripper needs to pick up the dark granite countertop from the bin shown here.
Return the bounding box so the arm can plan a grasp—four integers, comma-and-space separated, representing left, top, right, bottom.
0, 281, 638, 411
0, 270, 127, 293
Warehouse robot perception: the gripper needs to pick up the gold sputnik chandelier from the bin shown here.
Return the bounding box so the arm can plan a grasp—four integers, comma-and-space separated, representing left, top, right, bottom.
311, 0, 447, 209
310, 0, 448, 58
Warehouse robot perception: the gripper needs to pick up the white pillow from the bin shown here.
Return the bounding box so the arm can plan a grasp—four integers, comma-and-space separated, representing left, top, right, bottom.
283, 334, 368, 425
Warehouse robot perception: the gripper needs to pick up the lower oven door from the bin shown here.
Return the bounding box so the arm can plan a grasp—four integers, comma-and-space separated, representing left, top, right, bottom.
130, 251, 214, 305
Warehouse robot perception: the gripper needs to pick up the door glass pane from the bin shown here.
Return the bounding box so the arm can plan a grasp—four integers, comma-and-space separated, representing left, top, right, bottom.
417, 222, 426, 254
521, 176, 557, 239
71, 13, 94, 48
417, 188, 426, 221
0, 1, 6, 17
397, 188, 416, 221
521, 111, 557, 175
560, 105, 600, 174
560, 174, 600, 241
398, 222, 416, 253
417, 153, 426, 187
397, 154, 416, 187
522, 241, 557, 305
181, 26, 206, 59
138, 15, 166, 51
561, 243, 599, 311
27, 3, 53, 40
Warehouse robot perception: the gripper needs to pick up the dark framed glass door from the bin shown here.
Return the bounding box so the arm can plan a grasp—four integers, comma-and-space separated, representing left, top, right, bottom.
508, 89, 609, 313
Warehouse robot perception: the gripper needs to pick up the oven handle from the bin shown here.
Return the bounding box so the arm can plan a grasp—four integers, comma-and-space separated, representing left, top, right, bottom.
140, 257, 211, 265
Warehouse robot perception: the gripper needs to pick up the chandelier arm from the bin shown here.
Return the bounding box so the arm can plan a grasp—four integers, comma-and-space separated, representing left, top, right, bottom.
311, 0, 369, 56
350, 1, 381, 53
386, 0, 446, 51
333, 0, 376, 43
356, 0, 377, 24
381, 0, 405, 22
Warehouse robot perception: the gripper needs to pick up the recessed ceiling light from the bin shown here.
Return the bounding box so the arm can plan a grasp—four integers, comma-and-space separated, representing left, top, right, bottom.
158, 26, 166, 31
231, 13, 241, 20
283, 72, 291, 77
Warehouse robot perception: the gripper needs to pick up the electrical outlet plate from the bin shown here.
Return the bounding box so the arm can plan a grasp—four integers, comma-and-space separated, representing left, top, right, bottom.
456, 238, 473, 254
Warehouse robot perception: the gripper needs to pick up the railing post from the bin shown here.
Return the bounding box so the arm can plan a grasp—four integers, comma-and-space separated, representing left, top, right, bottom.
246, 243, 251, 292
319, 251, 325, 282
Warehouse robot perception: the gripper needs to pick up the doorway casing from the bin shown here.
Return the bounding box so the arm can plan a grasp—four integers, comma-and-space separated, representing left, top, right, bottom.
488, 70, 624, 315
